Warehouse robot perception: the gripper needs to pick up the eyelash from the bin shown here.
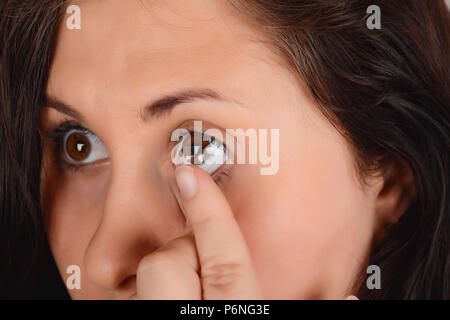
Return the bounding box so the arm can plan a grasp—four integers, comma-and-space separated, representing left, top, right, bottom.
43, 120, 233, 186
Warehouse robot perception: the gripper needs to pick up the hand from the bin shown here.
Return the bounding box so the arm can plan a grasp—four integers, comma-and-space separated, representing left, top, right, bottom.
134, 165, 263, 299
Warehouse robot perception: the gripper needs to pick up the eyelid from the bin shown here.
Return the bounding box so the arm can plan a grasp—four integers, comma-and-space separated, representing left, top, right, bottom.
42, 119, 89, 141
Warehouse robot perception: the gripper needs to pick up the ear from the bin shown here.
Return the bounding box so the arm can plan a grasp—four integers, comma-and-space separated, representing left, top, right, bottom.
373, 157, 415, 243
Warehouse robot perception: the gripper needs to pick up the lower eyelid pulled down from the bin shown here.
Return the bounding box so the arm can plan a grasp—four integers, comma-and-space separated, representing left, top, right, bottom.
211, 164, 233, 189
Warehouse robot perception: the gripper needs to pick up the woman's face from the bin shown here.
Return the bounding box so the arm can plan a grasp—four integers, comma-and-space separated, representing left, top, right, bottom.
41, 0, 383, 299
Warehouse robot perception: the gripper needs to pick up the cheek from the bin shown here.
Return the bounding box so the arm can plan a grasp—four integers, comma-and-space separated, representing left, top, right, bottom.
43, 166, 109, 283
229, 131, 375, 298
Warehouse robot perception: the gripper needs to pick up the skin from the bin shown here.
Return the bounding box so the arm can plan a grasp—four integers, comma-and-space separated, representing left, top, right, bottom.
39, 0, 401, 299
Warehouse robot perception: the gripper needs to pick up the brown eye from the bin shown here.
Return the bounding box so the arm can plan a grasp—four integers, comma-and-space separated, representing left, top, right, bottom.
66, 132, 91, 161
61, 128, 109, 166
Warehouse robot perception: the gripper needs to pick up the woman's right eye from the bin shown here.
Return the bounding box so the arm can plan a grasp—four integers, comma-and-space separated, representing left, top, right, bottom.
45, 121, 110, 170
61, 128, 109, 166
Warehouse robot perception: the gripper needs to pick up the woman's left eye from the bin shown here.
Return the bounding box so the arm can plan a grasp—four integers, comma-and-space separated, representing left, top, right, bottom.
59, 127, 109, 167
171, 131, 228, 175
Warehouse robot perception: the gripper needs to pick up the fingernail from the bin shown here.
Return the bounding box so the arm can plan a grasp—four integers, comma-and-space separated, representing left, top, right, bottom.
345, 295, 359, 300
175, 165, 197, 200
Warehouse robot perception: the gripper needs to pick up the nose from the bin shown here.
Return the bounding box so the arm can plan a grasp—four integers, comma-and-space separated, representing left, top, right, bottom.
84, 156, 186, 291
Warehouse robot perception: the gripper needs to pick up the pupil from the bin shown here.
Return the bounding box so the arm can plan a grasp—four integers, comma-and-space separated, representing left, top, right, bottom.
190, 142, 206, 165
66, 132, 91, 161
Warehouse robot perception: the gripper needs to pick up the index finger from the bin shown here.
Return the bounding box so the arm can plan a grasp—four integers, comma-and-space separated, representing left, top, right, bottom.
174, 165, 262, 299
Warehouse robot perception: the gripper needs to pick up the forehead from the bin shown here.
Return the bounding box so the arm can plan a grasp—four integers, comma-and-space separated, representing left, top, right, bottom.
47, 0, 275, 109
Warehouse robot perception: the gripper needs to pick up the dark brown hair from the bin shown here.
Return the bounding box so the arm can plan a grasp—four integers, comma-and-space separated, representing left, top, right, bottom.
0, 0, 69, 298
0, 0, 449, 299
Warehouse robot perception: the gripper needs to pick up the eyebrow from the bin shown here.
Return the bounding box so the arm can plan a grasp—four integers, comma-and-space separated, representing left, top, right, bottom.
140, 88, 226, 121
44, 97, 85, 122
43, 88, 227, 123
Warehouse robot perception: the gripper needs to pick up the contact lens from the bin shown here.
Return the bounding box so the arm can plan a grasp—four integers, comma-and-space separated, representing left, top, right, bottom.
171, 131, 228, 175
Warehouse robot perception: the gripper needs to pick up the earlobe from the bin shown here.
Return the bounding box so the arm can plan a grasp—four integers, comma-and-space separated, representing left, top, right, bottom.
373, 157, 415, 241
